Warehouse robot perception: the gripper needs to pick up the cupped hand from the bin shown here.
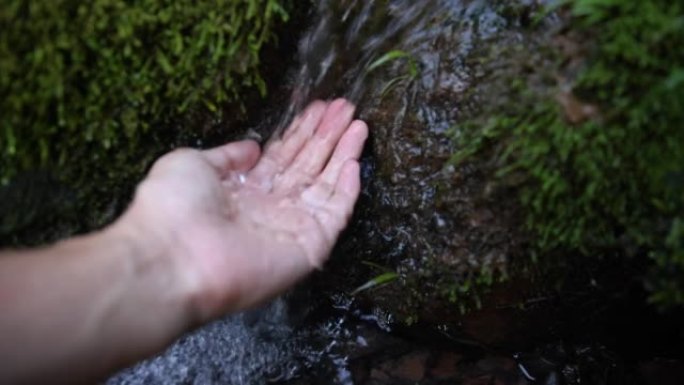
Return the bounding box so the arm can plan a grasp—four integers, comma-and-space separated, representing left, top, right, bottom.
124, 99, 368, 320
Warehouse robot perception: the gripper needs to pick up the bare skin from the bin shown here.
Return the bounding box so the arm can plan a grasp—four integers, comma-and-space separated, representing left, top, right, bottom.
0, 99, 368, 384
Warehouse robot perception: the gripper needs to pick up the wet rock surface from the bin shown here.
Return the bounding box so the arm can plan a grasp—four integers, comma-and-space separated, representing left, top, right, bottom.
312, 0, 561, 344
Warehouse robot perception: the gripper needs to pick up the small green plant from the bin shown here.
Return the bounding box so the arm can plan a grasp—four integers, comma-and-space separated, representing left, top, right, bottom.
352, 272, 399, 295
352, 261, 399, 295
367, 49, 419, 98
649, 218, 684, 307
368, 50, 417, 73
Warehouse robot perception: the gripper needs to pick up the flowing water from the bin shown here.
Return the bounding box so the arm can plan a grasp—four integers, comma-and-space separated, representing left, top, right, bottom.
275, 0, 440, 136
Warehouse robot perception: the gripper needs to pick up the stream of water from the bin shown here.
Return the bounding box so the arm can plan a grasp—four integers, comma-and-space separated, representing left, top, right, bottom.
275, 0, 441, 136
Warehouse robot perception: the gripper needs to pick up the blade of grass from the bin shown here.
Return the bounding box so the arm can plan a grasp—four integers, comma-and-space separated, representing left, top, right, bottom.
367, 50, 411, 72
352, 272, 399, 295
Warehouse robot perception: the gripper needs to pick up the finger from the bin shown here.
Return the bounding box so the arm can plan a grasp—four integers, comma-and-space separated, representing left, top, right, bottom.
312, 160, 361, 240
248, 100, 328, 185
319, 120, 368, 187
275, 99, 355, 191
202, 140, 261, 177
300, 121, 367, 204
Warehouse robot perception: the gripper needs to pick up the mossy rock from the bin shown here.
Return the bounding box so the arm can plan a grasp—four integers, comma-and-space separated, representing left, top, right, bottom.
450, 0, 684, 309
0, 0, 292, 245
311, 0, 683, 347
309, 1, 549, 346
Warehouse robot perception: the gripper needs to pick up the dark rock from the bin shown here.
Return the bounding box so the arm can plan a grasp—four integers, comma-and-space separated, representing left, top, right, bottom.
427, 352, 462, 379
379, 350, 429, 382
640, 359, 684, 385
311, 0, 563, 349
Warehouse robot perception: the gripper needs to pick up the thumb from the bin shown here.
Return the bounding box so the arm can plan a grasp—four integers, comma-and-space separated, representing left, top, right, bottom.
202, 140, 261, 176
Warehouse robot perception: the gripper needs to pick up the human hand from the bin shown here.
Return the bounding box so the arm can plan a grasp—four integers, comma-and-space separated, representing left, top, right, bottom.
120, 99, 368, 321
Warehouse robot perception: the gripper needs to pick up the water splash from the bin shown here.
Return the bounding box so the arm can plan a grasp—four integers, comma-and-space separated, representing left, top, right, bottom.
275, 0, 440, 136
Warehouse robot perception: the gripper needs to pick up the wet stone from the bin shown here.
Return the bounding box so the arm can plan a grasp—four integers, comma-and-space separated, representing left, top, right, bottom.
427, 352, 462, 379
302, 0, 563, 346
369, 368, 391, 382
379, 350, 429, 382
639, 359, 684, 385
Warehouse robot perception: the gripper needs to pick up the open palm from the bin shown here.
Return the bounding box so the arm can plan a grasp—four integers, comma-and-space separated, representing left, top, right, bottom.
128, 99, 368, 319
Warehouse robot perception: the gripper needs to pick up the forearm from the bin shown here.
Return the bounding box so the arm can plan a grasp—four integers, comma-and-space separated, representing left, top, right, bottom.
0, 100, 365, 384
0, 219, 196, 384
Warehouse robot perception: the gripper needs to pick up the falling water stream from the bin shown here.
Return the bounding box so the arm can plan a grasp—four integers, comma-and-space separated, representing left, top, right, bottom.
275, 0, 440, 136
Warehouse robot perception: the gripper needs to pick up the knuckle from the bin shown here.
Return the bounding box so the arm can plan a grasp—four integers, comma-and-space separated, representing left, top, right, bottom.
157, 147, 195, 164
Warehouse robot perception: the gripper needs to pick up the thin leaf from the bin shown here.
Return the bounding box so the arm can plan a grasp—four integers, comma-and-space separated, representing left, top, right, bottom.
379, 75, 409, 99
361, 261, 392, 271
367, 50, 410, 72
352, 272, 399, 295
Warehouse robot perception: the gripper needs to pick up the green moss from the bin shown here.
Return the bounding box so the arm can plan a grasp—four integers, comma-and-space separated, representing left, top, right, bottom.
649, 218, 684, 307
0, 0, 290, 242
450, 0, 684, 307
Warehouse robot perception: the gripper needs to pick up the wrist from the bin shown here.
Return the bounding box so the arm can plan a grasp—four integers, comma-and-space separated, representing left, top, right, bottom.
105, 208, 202, 329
